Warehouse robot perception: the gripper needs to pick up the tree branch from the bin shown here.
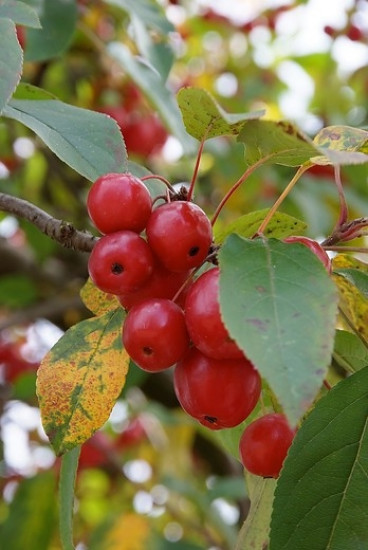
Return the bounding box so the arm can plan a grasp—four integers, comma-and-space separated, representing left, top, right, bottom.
0, 193, 97, 252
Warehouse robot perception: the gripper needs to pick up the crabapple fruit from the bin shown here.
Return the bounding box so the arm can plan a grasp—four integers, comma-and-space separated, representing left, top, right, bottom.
174, 348, 261, 430
239, 413, 296, 478
87, 172, 152, 234
146, 201, 213, 272
122, 298, 190, 372
184, 267, 244, 359
88, 231, 154, 295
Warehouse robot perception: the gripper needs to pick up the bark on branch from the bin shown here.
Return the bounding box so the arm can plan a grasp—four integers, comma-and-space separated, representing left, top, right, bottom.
0, 192, 97, 252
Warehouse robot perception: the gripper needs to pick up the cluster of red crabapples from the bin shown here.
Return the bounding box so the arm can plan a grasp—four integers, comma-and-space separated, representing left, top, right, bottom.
87, 172, 297, 478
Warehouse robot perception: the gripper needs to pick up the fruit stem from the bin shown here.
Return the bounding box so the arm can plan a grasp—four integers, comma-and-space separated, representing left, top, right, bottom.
141, 174, 176, 194
210, 155, 272, 227
172, 268, 198, 305
187, 135, 207, 202
255, 163, 311, 236
323, 379, 332, 391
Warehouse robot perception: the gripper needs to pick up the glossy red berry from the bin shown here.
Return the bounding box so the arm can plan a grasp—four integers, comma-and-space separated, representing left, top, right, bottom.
146, 201, 213, 272
239, 413, 296, 478
174, 348, 261, 430
88, 231, 154, 295
118, 258, 190, 310
123, 114, 168, 157
284, 236, 331, 272
185, 267, 244, 359
87, 172, 152, 234
122, 299, 190, 372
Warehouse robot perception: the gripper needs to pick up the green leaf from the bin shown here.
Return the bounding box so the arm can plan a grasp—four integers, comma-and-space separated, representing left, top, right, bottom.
236, 476, 276, 550
177, 87, 265, 141
270, 366, 368, 550
313, 125, 368, 166
238, 119, 319, 166
0, 0, 41, 27
214, 209, 307, 244
24, 0, 77, 62
36, 308, 129, 455
108, 42, 195, 154
333, 330, 368, 374
105, 0, 174, 34
218, 235, 339, 426
334, 268, 368, 298
3, 98, 127, 181
12, 82, 57, 100
131, 14, 174, 81
59, 446, 81, 550
0, 19, 22, 114
0, 471, 57, 550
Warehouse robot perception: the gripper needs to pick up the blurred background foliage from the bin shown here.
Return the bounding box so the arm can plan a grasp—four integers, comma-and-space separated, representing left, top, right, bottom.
0, 0, 367, 548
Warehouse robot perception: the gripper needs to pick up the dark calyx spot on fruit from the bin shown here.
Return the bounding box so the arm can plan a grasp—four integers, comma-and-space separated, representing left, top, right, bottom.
111, 262, 124, 274
204, 415, 217, 424
189, 246, 200, 257
143, 346, 153, 356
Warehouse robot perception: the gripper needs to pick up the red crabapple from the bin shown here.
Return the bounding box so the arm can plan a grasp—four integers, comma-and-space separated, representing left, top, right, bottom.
88, 231, 154, 295
87, 172, 152, 234
184, 267, 244, 360
239, 413, 296, 478
118, 258, 190, 310
174, 347, 261, 430
146, 201, 213, 272
122, 298, 190, 372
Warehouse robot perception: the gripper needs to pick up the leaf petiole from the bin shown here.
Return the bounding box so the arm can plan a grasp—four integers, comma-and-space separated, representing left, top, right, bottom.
59, 445, 81, 550
256, 163, 311, 236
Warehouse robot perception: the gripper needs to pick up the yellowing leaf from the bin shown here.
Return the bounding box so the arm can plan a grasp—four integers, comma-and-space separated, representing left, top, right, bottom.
37, 309, 128, 455
80, 277, 121, 316
313, 125, 368, 165
332, 255, 368, 341
103, 513, 150, 550
332, 254, 368, 273
236, 475, 276, 550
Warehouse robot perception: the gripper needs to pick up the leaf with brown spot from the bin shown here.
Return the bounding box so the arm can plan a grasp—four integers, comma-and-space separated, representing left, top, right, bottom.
238, 119, 319, 167
214, 209, 307, 244
80, 277, 121, 316
177, 87, 265, 141
36, 308, 128, 455
313, 125, 368, 165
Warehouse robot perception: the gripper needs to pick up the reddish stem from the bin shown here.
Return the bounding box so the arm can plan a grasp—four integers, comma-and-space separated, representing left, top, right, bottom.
323, 380, 332, 391
172, 269, 196, 305
256, 163, 311, 236
211, 156, 271, 227
187, 136, 206, 202
141, 174, 175, 193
